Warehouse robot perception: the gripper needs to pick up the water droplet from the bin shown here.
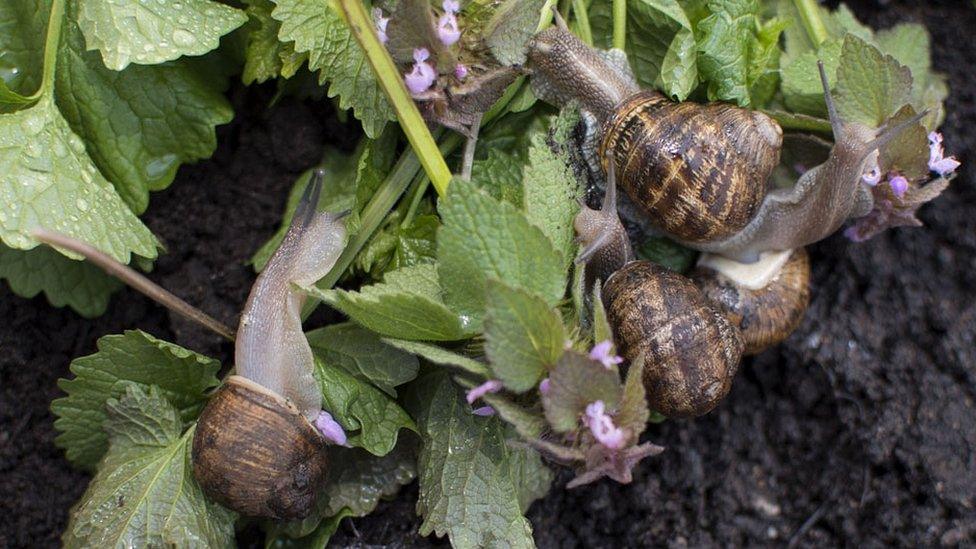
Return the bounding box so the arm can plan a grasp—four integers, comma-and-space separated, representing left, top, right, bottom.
143, 43, 155, 53
172, 29, 194, 47
76, 198, 90, 212
81, 170, 93, 184
68, 135, 85, 154
52, 139, 67, 158
145, 153, 178, 182
20, 112, 44, 135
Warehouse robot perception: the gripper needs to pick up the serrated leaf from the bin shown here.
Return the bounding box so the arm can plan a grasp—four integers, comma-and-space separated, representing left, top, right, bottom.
485, 0, 546, 66
381, 338, 490, 376
0, 243, 121, 317
242, 0, 297, 84
835, 34, 912, 128
437, 178, 566, 329
484, 280, 565, 392
272, 0, 395, 137
879, 104, 929, 180
591, 283, 613, 345
522, 134, 579, 269
0, 95, 158, 263
51, 330, 221, 470
781, 40, 842, 118
614, 355, 648, 434
470, 148, 523, 206
405, 370, 545, 549
627, 0, 698, 101
314, 263, 474, 341
542, 351, 621, 433
314, 358, 415, 456
63, 385, 235, 548
0, 0, 47, 100
306, 322, 419, 397
324, 442, 417, 516
876, 23, 947, 128
76, 0, 245, 70
57, 12, 234, 213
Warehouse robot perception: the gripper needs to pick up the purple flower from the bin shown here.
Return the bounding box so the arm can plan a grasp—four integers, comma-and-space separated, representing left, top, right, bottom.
472, 406, 496, 416
466, 379, 502, 404
373, 8, 389, 44
539, 377, 551, 395
315, 410, 347, 446
585, 400, 626, 450
443, 0, 461, 13
436, 2, 461, 47
889, 174, 909, 198
861, 166, 882, 186
454, 63, 468, 80
404, 48, 437, 95
928, 131, 961, 177
589, 340, 623, 369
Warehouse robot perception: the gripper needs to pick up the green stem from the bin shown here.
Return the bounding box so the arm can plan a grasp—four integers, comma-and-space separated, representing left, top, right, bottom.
571, 0, 593, 46
793, 0, 829, 47
35, 0, 64, 98
400, 173, 430, 229
612, 0, 627, 50
337, 0, 453, 197
763, 110, 833, 135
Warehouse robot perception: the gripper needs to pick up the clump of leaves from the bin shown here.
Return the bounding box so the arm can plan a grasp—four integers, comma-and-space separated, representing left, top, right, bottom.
6, 0, 956, 547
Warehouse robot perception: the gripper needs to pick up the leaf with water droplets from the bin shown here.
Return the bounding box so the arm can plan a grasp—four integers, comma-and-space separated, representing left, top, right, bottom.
76, 0, 246, 70
0, 96, 158, 263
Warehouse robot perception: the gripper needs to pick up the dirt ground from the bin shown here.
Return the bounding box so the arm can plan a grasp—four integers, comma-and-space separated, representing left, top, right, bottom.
1, 1, 973, 547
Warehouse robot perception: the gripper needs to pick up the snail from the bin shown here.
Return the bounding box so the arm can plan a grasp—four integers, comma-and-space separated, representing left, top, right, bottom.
579, 159, 743, 418
32, 171, 349, 519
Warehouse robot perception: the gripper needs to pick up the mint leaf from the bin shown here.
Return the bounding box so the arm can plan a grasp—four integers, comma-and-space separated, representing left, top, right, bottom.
876, 23, 948, 128
76, 0, 245, 70
470, 148, 524, 206
522, 134, 580, 269
614, 355, 649, 434
315, 358, 415, 456
834, 34, 912, 128
627, 0, 698, 100
324, 442, 417, 517
272, 0, 395, 138
64, 385, 235, 548
52, 330, 221, 470
306, 322, 419, 397
0, 243, 121, 317
484, 280, 566, 392
57, 13, 234, 214
485, 0, 547, 66
543, 350, 621, 433
591, 283, 613, 345
437, 178, 566, 329
380, 338, 490, 376
315, 264, 474, 341
242, 0, 292, 84
405, 370, 544, 548
780, 40, 842, 118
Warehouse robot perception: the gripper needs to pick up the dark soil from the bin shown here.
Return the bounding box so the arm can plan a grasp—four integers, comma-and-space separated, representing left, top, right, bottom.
2, 1, 974, 547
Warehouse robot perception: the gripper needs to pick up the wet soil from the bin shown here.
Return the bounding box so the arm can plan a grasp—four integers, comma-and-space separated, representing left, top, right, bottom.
1, 1, 974, 547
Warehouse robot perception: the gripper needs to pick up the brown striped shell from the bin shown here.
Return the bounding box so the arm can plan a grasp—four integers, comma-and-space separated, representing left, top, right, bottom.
603, 261, 743, 418
192, 375, 329, 520
598, 90, 783, 243
692, 248, 811, 355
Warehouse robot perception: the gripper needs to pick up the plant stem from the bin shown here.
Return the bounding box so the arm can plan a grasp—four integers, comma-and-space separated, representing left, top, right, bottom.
612, 0, 627, 51
337, 0, 452, 197
571, 0, 593, 46
37, 0, 64, 98
793, 0, 829, 47
763, 110, 833, 134
400, 173, 430, 229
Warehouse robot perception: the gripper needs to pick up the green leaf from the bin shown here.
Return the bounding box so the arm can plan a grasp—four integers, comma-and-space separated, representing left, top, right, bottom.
381, 338, 490, 376
0, 95, 158, 263
323, 443, 417, 516
437, 177, 567, 329
614, 354, 649, 434
0, 0, 47, 104
635, 236, 698, 273
63, 385, 235, 548
314, 358, 416, 456
627, 0, 698, 100
57, 13, 234, 214
0, 243, 121, 317
76, 0, 245, 70
51, 330, 221, 470
485, 0, 547, 66
306, 322, 419, 397
542, 350, 621, 433
484, 280, 566, 392
405, 370, 546, 549
242, 0, 300, 84
470, 148, 524, 206
272, 0, 396, 137
315, 263, 474, 341
780, 39, 842, 118
522, 134, 580, 269
591, 283, 613, 345
875, 23, 947, 128
834, 34, 912, 128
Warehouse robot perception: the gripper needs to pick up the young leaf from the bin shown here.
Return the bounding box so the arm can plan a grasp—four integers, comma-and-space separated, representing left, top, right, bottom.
314, 358, 416, 457
484, 280, 566, 392
780, 40, 843, 118
614, 354, 649, 434
0, 243, 122, 317
522, 134, 580, 269
834, 34, 913, 128
437, 178, 566, 329
314, 263, 474, 341
306, 322, 420, 397
543, 350, 621, 433
51, 330, 221, 470
381, 338, 490, 376
591, 283, 613, 345
627, 0, 699, 100
272, 0, 396, 137
63, 385, 235, 548
470, 148, 524, 206
76, 0, 245, 70
242, 0, 301, 84
485, 0, 547, 66
405, 370, 546, 548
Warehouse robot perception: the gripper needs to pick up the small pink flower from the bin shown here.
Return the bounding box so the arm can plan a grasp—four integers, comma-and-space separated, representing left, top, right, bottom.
442, 0, 461, 14
466, 379, 502, 404
404, 48, 437, 95
436, 11, 461, 46
539, 377, 551, 395
889, 174, 909, 198
589, 340, 623, 369
861, 166, 882, 186
472, 406, 496, 416
373, 8, 389, 44
454, 63, 468, 80
928, 132, 960, 177
315, 410, 347, 446
585, 400, 626, 450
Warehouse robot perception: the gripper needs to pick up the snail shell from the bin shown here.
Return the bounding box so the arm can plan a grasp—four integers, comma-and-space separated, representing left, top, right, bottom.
192, 375, 329, 520
692, 248, 811, 355
603, 261, 743, 418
